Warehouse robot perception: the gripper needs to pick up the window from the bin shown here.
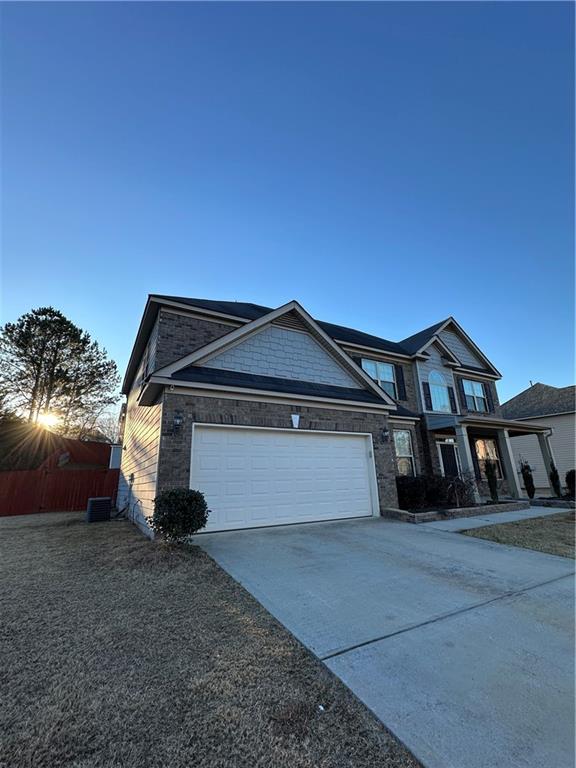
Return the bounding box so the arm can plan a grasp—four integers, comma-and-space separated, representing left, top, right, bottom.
393, 429, 415, 476
474, 438, 502, 479
429, 371, 451, 413
361, 359, 397, 398
463, 379, 488, 412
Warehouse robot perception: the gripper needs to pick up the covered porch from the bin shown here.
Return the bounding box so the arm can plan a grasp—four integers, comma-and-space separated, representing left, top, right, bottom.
424, 414, 557, 503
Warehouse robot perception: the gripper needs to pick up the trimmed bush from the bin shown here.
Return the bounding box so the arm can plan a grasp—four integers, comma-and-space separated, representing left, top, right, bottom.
550, 463, 562, 498
151, 488, 209, 542
566, 469, 575, 499
520, 460, 535, 499
484, 459, 499, 503
396, 474, 477, 511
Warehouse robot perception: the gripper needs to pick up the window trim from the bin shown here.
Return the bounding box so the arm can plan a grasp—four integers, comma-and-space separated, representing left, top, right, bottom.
436, 439, 461, 478
361, 358, 397, 399
428, 370, 452, 413
393, 429, 415, 476
463, 379, 488, 412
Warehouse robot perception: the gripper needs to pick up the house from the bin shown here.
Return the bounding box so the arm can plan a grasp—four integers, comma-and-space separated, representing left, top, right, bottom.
118, 296, 558, 535
502, 383, 575, 495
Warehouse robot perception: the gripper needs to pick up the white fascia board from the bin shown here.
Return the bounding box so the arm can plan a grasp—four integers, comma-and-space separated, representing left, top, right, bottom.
415, 334, 461, 365
453, 367, 501, 381
151, 300, 396, 406
441, 317, 502, 377
337, 342, 412, 360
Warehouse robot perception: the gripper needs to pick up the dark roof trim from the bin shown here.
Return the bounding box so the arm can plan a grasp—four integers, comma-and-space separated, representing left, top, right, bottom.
170, 365, 386, 404
122, 296, 502, 394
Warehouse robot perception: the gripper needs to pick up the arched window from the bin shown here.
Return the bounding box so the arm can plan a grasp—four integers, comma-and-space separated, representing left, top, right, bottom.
429, 370, 451, 413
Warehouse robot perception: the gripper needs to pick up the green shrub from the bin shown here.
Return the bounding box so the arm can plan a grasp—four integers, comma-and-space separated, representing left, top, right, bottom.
566, 469, 575, 498
549, 463, 562, 498
484, 459, 499, 503
520, 460, 535, 499
151, 488, 209, 542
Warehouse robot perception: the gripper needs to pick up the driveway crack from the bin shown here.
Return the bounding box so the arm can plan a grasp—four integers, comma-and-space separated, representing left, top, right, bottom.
320, 571, 575, 661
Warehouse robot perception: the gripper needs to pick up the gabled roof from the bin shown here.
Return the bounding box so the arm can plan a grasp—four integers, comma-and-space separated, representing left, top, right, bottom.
399, 319, 448, 355
122, 294, 502, 394
150, 300, 397, 407
501, 383, 576, 420
400, 316, 500, 376
152, 295, 409, 354
151, 295, 272, 322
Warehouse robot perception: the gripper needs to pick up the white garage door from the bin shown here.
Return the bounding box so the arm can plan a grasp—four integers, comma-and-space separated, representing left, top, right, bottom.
191, 425, 378, 532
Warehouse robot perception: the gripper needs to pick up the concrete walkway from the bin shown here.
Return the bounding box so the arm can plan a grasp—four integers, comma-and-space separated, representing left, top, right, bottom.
197, 517, 575, 768
423, 504, 566, 532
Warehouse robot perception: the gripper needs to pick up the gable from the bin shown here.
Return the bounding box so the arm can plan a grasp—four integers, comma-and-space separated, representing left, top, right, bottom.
417, 343, 457, 390
438, 328, 484, 369
203, 325, 362, 388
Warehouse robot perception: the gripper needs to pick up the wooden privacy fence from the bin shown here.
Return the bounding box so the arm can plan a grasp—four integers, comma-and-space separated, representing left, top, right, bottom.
0, 468, 120, 516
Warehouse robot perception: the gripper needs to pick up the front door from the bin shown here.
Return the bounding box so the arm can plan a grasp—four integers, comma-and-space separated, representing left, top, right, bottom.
438, 442, 460, 478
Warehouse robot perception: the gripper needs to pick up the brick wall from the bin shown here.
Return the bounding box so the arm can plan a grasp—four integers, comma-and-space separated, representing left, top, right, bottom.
157, 393, 399, 512
154, 310, 239, 370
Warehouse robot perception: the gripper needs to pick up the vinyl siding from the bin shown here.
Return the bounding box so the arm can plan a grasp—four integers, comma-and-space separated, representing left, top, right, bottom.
205, 325, 361, 388
439, 329, 484, 369
416, 344, 458, 413
118, 384, 163, 536
510, 413, 575, 493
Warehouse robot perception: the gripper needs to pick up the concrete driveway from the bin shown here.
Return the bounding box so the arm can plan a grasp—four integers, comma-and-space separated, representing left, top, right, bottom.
197, 516, 575, 768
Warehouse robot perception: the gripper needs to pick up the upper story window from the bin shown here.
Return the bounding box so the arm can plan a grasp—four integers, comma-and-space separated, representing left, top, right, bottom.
361, 359, 397, 399
428, 371, 452, 413
463, 379, 488, 412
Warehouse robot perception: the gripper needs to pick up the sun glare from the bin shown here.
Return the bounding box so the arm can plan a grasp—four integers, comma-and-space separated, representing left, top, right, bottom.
37, 412, 60, 429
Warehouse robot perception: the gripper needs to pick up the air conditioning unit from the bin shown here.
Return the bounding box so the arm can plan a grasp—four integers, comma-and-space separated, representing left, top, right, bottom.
86, 497, 112, 523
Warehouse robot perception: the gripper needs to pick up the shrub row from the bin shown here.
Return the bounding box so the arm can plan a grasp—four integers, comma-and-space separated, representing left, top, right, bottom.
396, 474, 477, 512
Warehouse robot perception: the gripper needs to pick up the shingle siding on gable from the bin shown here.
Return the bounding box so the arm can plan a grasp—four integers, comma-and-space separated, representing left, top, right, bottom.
416, 344, 457, 408
439, 329, 484, 369
204, 325, 362, 388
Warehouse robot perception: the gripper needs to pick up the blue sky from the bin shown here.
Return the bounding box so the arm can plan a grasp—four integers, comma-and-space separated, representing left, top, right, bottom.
1, 2, 573, 402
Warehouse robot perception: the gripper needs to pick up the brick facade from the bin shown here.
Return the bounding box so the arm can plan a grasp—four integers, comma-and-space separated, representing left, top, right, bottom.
155, 310, 239, 369
157, 393, 400, 512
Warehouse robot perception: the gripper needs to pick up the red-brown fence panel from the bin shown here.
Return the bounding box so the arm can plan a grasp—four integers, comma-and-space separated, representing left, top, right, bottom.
0, 469, 119, 516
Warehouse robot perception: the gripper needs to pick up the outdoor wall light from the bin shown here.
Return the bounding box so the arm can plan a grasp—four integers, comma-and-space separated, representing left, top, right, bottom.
291, 414, 300, 429
381, 428, 390, 443
173, 412, 184, 434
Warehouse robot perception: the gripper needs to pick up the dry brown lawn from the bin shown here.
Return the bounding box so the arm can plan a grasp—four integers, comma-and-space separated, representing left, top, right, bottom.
0, 512, 419, 768
462, 511, 575, 559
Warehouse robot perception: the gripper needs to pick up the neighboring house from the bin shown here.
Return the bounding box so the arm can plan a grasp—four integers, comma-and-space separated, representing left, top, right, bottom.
118, 296, 557, 535
502, 383, 575, 494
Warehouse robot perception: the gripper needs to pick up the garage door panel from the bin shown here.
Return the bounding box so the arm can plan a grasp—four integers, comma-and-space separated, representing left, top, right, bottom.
191, 426, 377, 532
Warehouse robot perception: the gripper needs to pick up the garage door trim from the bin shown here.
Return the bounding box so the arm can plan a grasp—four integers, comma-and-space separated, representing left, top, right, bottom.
189, 423, 381, 529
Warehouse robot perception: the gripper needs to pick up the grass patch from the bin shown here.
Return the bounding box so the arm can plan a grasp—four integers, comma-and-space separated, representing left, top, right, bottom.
462, 512, 575, 559
0, 512, 419, 768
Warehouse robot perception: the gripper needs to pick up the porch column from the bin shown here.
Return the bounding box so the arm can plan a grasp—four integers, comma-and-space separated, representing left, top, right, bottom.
496, 429, 522, 499
537, 431, 557, 495
454, 424, 481, 504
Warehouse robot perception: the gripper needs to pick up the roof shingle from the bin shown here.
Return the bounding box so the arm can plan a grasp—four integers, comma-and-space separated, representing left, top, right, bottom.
501, 383, 575, 419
